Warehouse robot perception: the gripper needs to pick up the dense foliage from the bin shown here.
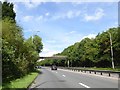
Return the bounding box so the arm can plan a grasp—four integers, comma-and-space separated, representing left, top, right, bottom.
2, 1, 16, 21
39, 28, 120, 68
1, 2, 43, 83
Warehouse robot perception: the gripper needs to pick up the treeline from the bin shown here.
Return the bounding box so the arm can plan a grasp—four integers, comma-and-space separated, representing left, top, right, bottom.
1, 1, 43, 83
39, 27, 120, 68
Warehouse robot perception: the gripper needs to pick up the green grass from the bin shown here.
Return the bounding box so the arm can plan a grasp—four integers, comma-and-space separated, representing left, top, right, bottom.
0, 85, 2, 90
83, 67, 120, 71
2, 69, 40, 89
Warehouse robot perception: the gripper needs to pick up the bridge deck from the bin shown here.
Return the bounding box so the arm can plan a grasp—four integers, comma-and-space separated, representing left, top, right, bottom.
39, 56, 67, 59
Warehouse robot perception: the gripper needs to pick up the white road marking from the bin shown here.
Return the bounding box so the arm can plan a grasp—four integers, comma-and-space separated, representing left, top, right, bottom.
56, 72, 58, 73
79, 83, 90, 88
62, 75, 66, 77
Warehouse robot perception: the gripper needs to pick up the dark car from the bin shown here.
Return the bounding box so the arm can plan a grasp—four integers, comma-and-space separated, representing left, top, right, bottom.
51, 65, 57, 70
35, 66, 42, 69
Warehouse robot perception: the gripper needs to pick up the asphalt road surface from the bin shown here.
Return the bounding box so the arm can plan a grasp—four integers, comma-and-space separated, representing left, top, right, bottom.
29, 67, 118, 88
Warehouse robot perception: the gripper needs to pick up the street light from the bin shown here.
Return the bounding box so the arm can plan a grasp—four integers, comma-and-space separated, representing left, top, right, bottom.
67, 59, 69, 67
108, 32, 115, 69
67, 50, 70, 67
32, 31, 40, 43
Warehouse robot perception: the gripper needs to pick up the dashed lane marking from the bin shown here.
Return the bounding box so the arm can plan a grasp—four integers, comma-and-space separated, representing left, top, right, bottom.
62, 75, 66, 77
79, 83, 90, 88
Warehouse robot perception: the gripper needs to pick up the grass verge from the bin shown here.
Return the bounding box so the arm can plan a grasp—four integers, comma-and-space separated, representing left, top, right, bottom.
2, 69, 40, 89
83, 67, 120, 71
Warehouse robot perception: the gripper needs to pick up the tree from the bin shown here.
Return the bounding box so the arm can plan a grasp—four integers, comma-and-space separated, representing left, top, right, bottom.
1, 1, 43, 84
2, 1, 16, 21
0, 1, 2, 20
33, 35, 43, 53
2, 18, 24, 82
56, 27, 120, 68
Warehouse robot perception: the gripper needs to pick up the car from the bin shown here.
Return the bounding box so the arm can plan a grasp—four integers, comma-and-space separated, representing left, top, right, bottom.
35, 66, 42, 69
51, 65, 57, 70
38, 66, 42, 68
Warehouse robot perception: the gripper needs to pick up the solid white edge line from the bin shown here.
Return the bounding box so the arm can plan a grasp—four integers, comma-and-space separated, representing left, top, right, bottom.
79, 83, 90, 88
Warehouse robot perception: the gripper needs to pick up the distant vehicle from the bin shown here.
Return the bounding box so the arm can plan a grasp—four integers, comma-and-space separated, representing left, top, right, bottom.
51, 65, 57, 70
39, 66, 42, 68
35, 66, 42, 69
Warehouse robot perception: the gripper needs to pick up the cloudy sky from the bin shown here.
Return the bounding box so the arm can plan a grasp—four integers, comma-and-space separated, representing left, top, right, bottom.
4, 0, 118, 56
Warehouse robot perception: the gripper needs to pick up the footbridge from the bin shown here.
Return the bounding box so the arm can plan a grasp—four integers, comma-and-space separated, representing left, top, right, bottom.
38, 55, 70, 67
39, 55, 67, 59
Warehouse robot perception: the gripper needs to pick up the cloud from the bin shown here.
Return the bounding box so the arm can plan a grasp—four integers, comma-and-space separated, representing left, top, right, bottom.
69, 31, 76, 34
65, 31, 76, 35
23, 16, 33, 22
61, 31, 83, 45
5, 0, 120, 3
40, 48, 60, 57
114, 22, 118, 26
23, 29, 33, 33
13, 3, 18, 13
103, 22, 118, 31
45, 12, 50, 16
39, 30, 83, 57
65, 10, 81, 19
23, 14, 48, 22
84, 8, 105, 21
66, 11, 74, 19
36, 15, 44, 20
82, 34, 96, 39
35, 12, 50, 21
23, 0, 42, 9
22, 10, 80, 22
41, 50, 60, 57
52, 10, 81, 20
71, 2, 83, 6
40, 33, 96, 57
46, 40, 56, 43
66, 10, 80, 19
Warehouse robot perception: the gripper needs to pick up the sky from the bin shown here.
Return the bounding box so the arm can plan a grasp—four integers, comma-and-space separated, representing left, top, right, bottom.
2, 0, 118, 57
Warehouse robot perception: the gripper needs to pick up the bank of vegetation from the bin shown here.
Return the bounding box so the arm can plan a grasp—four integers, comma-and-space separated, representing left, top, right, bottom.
1, 1, 43, 86
39, 27, 120, 68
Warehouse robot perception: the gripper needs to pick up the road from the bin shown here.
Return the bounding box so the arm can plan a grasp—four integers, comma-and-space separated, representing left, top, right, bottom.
29, 67, 118, 89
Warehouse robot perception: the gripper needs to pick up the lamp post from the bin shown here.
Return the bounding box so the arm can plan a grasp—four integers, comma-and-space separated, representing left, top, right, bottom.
108, 32, 115, 69
67, 60, 69, 67
32, 31, 40, 43
67, 50, 70, 67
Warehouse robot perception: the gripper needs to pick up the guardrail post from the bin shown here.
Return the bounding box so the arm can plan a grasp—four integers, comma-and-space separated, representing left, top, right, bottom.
60, 67, 120, 78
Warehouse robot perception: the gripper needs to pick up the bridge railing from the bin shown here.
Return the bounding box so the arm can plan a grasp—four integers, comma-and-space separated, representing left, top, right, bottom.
58, 67, 120, 78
